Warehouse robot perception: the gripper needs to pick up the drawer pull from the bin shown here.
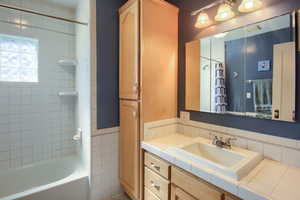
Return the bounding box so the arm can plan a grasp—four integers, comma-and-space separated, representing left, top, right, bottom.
151, 163, 161, 171
150, 181, 160, 191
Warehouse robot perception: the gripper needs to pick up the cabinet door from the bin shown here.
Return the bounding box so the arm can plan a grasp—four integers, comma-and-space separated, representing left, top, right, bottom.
171, 167, 223, 200
272, 42, 296, 122
119, 100, 139, 199
141, 0, 178, 122
171, 184, 197, 200
119, 0, 139, 100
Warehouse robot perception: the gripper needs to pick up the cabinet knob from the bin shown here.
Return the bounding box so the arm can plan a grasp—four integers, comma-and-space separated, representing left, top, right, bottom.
293, 110, 295, 121
274, 109, 279, 119
151, 162, 161, 171
150, 181, 160, 191
133, 83, 139, 93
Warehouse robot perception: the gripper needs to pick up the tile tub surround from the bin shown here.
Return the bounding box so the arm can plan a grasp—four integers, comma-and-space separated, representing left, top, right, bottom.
143, 118, 300, 168
142, 134, 300, 200
0, 0, 77, 171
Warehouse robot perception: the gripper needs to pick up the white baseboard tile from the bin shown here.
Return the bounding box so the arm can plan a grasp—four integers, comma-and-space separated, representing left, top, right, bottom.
91, 128, 120, 200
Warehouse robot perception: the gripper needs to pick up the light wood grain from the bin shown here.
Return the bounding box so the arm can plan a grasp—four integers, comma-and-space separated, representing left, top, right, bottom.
145, 167, 170, 200
224, 193, 241, 200
185, 40, 200, 111
272, 42, 296, 122
144, 187, 160, 200
171, 184, 197, 200
119, 100, 140, 199
140, 0, 179, 122
171, 167, 223, 200
145, 152, 170, 179
119, 0, 139, 100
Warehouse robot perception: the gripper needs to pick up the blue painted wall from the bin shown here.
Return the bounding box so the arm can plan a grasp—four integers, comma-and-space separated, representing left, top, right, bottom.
177, 0, 300, 140
96, 0, 126, 129
225, 28, 292, 112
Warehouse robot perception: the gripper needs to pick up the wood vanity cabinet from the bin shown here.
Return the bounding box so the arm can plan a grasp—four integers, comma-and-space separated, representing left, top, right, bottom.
119, 0, 178, 199
144, 152, 242, 200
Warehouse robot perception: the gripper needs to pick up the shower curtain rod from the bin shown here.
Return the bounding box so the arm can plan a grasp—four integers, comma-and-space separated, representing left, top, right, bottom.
0, 3, 88, 25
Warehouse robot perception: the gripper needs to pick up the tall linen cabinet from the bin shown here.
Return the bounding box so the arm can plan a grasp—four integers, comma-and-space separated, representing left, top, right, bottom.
119, 0, 178, 199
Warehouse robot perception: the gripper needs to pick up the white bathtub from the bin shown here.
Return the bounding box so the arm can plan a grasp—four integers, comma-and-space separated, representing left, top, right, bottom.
0, 155, 89, 200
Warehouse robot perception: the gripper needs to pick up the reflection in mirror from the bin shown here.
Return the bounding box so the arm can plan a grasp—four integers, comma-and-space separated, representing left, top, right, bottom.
185, 13, 296, 122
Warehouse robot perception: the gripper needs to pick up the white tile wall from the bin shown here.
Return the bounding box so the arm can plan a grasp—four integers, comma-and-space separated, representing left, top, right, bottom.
91, 131, 121, 200
0, 0, 77, 170
263, 143, 283, 162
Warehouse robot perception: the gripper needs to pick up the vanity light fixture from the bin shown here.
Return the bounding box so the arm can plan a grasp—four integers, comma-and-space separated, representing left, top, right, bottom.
215, 3, 235, 21
195, 12, 211, 28
192, 0, 262, 29
238, 0, 262, 13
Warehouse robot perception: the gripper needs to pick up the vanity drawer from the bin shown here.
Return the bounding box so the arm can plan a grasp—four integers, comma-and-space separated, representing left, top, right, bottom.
144, 152, 170, 179
171, 167, 223, 200
145, 167, 169, 200
144, 187, 160, 200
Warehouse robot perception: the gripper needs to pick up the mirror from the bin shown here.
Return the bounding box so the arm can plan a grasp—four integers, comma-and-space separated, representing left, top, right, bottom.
185, 13, 296, 122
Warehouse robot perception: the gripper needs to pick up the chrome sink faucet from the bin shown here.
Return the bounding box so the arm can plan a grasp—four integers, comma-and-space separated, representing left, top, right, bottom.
212, 135, 236, 149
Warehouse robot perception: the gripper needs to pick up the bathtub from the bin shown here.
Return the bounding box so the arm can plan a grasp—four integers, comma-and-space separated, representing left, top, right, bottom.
0, 155, 89, 200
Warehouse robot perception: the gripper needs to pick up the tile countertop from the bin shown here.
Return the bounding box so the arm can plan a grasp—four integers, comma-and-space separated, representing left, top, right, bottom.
141, 133, 300, 200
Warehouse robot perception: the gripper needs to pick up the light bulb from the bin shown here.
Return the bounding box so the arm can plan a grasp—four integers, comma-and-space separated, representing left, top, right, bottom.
195, 12, 211, 28
238, 0, 262, 13
215, 3, 235, 22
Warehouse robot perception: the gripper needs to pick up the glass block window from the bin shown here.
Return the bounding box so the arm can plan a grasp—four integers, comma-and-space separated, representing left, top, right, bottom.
0, 34, 38, 82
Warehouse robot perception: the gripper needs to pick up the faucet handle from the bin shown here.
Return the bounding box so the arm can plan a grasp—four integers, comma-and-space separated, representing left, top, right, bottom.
212, 135, 219, 145
225, 137, 237, 145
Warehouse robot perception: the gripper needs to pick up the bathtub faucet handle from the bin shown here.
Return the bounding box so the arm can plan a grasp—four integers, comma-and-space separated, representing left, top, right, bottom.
73, 128, 82, 141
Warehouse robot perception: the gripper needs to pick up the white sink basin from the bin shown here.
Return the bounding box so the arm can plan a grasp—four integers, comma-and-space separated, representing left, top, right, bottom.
183, 143, 245, 167
165, 140, 263, 180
